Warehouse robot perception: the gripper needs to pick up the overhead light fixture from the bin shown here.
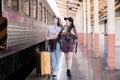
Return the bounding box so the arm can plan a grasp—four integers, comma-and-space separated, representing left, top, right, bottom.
69, 7, 72, 10
66, 1, 73, 10
77, 4, 80, 6
79, 0, 83, 2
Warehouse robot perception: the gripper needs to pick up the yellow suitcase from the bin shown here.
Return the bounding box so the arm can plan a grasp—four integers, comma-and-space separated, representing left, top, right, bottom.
36, 51, 51, 76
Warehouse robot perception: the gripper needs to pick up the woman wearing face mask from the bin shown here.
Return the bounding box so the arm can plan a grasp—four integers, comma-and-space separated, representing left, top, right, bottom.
45, 16, 61, 77
61, 17, 78, 78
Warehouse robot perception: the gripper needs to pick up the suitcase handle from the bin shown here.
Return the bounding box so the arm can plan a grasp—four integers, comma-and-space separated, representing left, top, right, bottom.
45, 40, 49, 51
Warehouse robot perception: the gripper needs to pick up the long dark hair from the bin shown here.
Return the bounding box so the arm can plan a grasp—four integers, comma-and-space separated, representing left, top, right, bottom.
69, 22, 75, 32
64, 17, 75, 32
54, 16, 61, 26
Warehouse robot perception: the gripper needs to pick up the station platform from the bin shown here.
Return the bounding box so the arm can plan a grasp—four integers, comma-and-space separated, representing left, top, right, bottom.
1, 0, 120, 80
25, 45, 120, 80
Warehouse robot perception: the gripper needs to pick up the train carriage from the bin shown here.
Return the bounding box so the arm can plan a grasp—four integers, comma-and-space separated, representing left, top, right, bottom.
0, 0, 55, 80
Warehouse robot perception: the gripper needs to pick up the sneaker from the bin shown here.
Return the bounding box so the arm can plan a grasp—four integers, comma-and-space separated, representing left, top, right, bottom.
52, 74, 57, 77
67, 69, 72, 78
52, 71, 57, 77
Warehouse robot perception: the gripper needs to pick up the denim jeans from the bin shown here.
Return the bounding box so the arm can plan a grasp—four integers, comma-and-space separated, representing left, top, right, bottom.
55, 42, 61, 65
50, 42, 61, 74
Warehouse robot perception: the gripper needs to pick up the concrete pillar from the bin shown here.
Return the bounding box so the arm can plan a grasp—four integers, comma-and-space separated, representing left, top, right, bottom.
81, 2, 84, 45
94, 0, 99, 57
87, 0, 91, 51
77, 6, 83, 45
81, 5, 84, 45
83, 0, 87, 47
107, 0, 115, 70
80, 6, 83, 45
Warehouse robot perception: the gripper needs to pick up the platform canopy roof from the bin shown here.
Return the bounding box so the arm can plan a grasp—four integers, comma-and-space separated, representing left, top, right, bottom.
55, 0, 120, 19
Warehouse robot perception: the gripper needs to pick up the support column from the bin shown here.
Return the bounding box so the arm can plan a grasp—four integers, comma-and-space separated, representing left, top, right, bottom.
79, 6, 83, 45
81, 13, 84, 45
107, 0, 115, 70
94, 0, 99, 57
81, 5, 84, 45
81, 2, 84, 45
87, 0, 91, 51
83, 0, 87, 47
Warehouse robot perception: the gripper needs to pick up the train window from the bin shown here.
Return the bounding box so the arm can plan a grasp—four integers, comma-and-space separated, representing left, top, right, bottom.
7, 0, 19, 11
49, 14, 53, 24
23, 0, 30, 16
39, 3, 42, 21
48, 12, 52, 24
48, 13, 51, 24
36, 0, 38, 19
47, 12, 49, 24
46, 10, 48, 24
44, 7, 46, 23
47, 10, 49, 24
48, 13, 50, 24
31, 0, 37, 19
42, 6, 44, 22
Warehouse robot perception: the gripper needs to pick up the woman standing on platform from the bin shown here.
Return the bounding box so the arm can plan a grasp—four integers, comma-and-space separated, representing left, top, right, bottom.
61, 17, 78, 78
45, 16, 61, 77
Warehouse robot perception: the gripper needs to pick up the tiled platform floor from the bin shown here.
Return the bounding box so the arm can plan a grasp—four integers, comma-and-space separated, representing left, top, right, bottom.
26, 45, 120, 80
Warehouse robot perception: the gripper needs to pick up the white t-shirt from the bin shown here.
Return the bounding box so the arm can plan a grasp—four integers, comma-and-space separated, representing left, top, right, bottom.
48, 25, 61, 37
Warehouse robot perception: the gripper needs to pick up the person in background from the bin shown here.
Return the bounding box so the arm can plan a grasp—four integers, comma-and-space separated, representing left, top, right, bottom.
61, 17, 78, 78
45, 16, 61, 77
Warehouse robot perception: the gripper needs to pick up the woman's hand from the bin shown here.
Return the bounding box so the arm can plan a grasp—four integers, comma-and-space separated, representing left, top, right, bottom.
45, 34, 58, 40
45, 37, 50, 41
45, 30, 50, 41
53, 36, 58, 39
62, 26, 67, 35
62, 30, 66, 35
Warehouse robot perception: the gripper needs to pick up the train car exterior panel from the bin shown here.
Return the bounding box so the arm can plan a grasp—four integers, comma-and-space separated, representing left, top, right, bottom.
0, 0, 55, 79
0, 0, 54, 56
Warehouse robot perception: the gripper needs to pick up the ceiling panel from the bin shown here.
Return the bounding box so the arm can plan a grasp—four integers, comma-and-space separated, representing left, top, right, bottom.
55, 0, 80, 18
55, 0, 120, 19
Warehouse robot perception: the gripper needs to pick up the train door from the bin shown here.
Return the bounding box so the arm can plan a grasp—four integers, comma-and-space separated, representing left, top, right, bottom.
0, 0, 1, 17
0, 0, 8, 51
